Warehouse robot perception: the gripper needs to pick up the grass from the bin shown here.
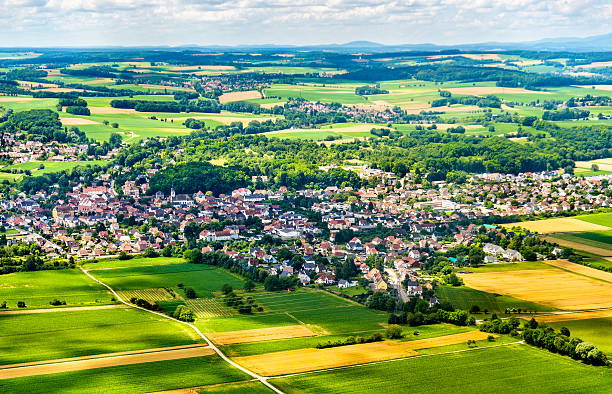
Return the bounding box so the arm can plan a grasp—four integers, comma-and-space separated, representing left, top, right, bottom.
436, 285, 554, 313
460, 261, 549, 273
271, 344, 612, 393
90, 264, 245, 298
576, 213, 612, 228
547, 317, 612, 356
2, 160, 109, 177
198, 380, 272, 393
0, 269, 114, 309
0, 308, 199, 364
0, 354, 249, 394
221, 323, 470, 357
550, 232, 612, 253
82, 256, 185, 270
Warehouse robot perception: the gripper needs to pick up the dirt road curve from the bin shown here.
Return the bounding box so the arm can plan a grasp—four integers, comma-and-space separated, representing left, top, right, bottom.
0, 345, 214, 379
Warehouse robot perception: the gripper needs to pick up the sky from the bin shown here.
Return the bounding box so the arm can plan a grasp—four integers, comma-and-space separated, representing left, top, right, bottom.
0, 0, 610, 47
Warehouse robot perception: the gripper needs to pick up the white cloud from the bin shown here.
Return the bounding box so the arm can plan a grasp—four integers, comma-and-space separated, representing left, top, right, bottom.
0, 0, 609, 46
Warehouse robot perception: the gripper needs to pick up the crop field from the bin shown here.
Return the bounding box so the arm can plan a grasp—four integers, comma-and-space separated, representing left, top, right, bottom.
459, 267, 612, 310
186, 298, 235, 318
116, 288, 177, 302
0, 308, 199, 365
90, 264, 245, 297
235, 331, 492, 376
0, 269, 114, 309
544, 233, 612, 256
218, 90, 262, 103
198, 380, 272, 393
544, 259, 612, 283
221, 323, 472, 358
271, 344, 612, 393
82, 256, 185, 270
0, 354, 249, 394
501, 217, 611, 233
435, 285, 554, 313
206, 325, 317, 345
533, 310, 612, 323
547, 317, 612, 356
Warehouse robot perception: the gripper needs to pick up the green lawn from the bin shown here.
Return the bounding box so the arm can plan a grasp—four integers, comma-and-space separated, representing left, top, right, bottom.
82, 256, 185, 270
0, 269, 114, 309
547, 317, 612, 356
198, 380, 272, 393
0, 355, 248, 394
0, 308, 199, 364
90, 264, 245, 298
436, 285, 554, 313
462, 261, 549, 273
271, 344, 612, 393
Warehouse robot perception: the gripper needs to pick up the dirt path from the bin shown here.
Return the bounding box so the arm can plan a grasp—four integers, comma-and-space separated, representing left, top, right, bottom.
80, 268, 284, 394
0, 346, 214, 379
0, 304, 126, 315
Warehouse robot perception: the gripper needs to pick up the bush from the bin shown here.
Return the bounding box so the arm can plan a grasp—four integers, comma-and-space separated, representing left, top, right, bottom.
65, 106, 91, 116
221, 283, 233, 295
118, 252, 132, 260
17, 301, 26, 308
172, 305, 195, 322
184, 287, 196, 299
49, 299, 66, 306
386, 324, 403, 339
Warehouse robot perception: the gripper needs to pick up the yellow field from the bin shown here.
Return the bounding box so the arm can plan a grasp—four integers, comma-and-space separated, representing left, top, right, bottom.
206, 325, 317, 345
234, 331, 492, 376
460, 268, 612, 310
533, 310, 612, 323
544, 259, 612, 283
542, 235, 612, 257
502, 218, 611, 234
446, 86, 548, 95
59, 117, 101, 125
219, 90, 262, 103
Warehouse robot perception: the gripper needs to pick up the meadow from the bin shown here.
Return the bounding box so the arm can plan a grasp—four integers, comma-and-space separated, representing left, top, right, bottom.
547, 317, 612, 356
0, 308, 199, 364
0, 354, 249, 394
271, 344, 612, 393
436, 285, 554, 313
90, 263, 244, 295
82, 256, 185, 270
1, 160, 109, 178
0, 269, 114, 309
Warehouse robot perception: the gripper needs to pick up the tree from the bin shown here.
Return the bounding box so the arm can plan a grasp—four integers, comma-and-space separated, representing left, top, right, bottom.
184, 287, 196, 299
221, 283, 233, 295
385, 324, 403, 339
560, 327, 570, 337
172, 305, 195, 322
243, 280, 255, 292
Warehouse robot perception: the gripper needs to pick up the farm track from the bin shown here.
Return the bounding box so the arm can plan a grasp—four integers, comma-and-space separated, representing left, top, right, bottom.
0, 345, 213, 379
80, 268, 284, 394
0, 304, 127, 315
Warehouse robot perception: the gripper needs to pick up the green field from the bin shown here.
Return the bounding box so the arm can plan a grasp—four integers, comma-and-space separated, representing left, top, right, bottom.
547, 317, 612, 356
436, 285, 554, 313
0, 355, 248, 394
0, 269, 114, 309
271, 344, 612, 393
198, 380, 272, 393
550, 232, 612, 254
2, 160, 109, 177
576, 213, 612, 228
196, 289, 387, 335
83, 256, 185, 270
90, 264, 245, 297
0, 308, 199, 364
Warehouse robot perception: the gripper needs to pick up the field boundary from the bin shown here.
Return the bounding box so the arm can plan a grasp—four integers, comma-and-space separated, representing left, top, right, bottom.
81, 268, 284, 394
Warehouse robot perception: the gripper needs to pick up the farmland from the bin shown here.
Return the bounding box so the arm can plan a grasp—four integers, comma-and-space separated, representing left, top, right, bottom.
0, 269, 114, 310
0, 308, 199, 365
459, 266, 612, 310
0, 354, 249, 394
271, 344, 612, 393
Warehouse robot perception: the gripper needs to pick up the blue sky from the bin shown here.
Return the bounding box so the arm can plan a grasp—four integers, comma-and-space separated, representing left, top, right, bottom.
1, 0, 610, 47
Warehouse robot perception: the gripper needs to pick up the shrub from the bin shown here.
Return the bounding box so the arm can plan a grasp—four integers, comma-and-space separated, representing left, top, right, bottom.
184, 287, 196, 299
386, 324, 403, 339
172, 305, 195, 322
17, 301, 26, 308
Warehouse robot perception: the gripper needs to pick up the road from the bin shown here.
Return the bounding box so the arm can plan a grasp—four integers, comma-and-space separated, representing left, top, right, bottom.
385, 267, 409, 303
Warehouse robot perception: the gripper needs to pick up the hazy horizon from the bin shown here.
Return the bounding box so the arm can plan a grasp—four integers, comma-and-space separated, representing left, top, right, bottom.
1, 0, 610, 47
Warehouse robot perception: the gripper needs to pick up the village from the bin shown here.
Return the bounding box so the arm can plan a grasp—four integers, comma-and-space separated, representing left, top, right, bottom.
1, 161, 610, 295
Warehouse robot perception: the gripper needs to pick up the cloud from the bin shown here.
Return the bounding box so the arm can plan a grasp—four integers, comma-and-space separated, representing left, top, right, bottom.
0, 0, 609, 46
